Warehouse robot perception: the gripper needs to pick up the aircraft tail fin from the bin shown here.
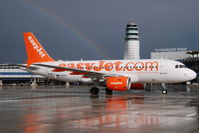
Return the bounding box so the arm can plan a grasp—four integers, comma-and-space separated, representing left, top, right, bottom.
24, 32, 55, 67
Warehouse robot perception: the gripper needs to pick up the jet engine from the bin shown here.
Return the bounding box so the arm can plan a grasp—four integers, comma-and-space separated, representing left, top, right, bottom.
106, 77, 131, 91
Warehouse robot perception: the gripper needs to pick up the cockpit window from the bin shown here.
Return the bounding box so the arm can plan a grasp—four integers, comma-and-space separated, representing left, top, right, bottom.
175, 65, 187, 69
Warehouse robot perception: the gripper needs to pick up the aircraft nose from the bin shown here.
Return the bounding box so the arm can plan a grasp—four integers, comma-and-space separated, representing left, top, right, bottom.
189, 69, 197, 80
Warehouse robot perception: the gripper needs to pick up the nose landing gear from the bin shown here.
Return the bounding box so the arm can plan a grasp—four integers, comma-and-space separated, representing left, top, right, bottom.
162, 89, 168, 94
161, 83, 167, 94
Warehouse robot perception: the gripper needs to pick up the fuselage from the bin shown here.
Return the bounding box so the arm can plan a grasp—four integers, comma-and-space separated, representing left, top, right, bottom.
26, 59, 196, 84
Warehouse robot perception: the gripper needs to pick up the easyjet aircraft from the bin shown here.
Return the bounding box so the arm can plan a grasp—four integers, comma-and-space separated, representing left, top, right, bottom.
20, 32, 196, 94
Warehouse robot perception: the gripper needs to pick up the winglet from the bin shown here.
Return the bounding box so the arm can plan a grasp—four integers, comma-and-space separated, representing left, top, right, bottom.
24, 32, 55, 67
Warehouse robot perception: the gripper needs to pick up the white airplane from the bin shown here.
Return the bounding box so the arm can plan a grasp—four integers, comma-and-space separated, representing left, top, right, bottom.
20, 32, 197, 95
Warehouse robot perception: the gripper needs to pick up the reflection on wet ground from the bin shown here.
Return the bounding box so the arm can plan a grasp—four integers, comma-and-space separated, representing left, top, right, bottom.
0, 85, 199, 133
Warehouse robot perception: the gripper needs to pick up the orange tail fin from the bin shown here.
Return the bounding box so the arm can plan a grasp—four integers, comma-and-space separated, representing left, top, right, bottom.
24, 32, 55, 67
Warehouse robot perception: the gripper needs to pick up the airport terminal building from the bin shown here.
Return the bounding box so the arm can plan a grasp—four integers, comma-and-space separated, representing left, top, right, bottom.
151, 48, 191, 60
0, 64, 65, 85
0, 64, 43, 85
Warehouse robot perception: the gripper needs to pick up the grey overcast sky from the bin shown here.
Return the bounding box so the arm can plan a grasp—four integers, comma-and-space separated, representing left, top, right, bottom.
0, 0, 199, 63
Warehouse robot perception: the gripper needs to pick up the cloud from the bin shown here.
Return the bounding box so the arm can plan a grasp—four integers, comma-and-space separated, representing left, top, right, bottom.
0, 0, 198, 63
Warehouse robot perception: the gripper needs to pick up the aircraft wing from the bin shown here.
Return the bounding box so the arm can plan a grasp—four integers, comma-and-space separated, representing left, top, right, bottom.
34, 63, 139, 82
11, 64, 38, 70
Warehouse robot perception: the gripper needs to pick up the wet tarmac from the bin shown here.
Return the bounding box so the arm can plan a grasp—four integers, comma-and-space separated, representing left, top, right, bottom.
0, 85, 199, 133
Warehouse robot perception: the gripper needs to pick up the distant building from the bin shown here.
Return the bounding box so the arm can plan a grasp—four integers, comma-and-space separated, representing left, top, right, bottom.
151, 48, 191, 60
0, 64, 43, 85
0, 64, 65, 85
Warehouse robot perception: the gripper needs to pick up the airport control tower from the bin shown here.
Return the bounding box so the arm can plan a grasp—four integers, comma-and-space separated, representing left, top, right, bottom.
124, 20, 140, 59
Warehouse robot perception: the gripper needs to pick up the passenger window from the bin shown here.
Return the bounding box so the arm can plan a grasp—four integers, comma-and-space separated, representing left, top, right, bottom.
175, 65, 185, 69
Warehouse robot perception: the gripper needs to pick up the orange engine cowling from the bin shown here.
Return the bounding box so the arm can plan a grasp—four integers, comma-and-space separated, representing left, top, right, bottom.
106, 77, 131, 91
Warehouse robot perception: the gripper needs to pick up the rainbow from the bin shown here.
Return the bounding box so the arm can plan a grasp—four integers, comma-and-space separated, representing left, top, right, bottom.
20, 0, 110, 59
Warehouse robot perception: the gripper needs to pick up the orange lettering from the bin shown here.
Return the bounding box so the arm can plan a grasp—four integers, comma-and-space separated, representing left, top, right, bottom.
93, 61, 105, 71
126, 62, 134, 71
134, 62, 144, 71
67, 63, 75, 68
76, 63, 84, 69
85, 63, 95, 70
114, 61, 123, 71
145, 62, 159, 71
59, 63, 66, 67
104, 62, 113, 71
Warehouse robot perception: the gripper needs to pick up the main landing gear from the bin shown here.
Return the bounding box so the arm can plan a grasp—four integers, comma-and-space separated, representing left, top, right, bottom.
90, 87, 99, 95
105, 88, 113, 95
161, 83, 168, 94
90, 87, 113, 95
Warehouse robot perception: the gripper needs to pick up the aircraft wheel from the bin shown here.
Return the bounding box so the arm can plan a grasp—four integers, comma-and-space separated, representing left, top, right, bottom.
162, 89, 167, 94
90, 87, 99, 95
105, 88, 113, 95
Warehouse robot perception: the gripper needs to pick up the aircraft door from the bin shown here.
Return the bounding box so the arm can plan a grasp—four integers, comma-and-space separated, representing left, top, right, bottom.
160, 61, 167, 74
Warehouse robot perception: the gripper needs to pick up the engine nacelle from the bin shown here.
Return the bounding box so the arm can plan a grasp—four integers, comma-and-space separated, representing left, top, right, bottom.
106, 77, 131, 91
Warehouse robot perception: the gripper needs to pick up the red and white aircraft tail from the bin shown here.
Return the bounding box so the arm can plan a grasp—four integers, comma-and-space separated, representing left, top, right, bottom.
24, 32, 55, 67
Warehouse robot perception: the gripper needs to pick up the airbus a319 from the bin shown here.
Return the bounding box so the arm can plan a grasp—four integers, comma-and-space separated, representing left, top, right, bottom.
19, 32, 196, 95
